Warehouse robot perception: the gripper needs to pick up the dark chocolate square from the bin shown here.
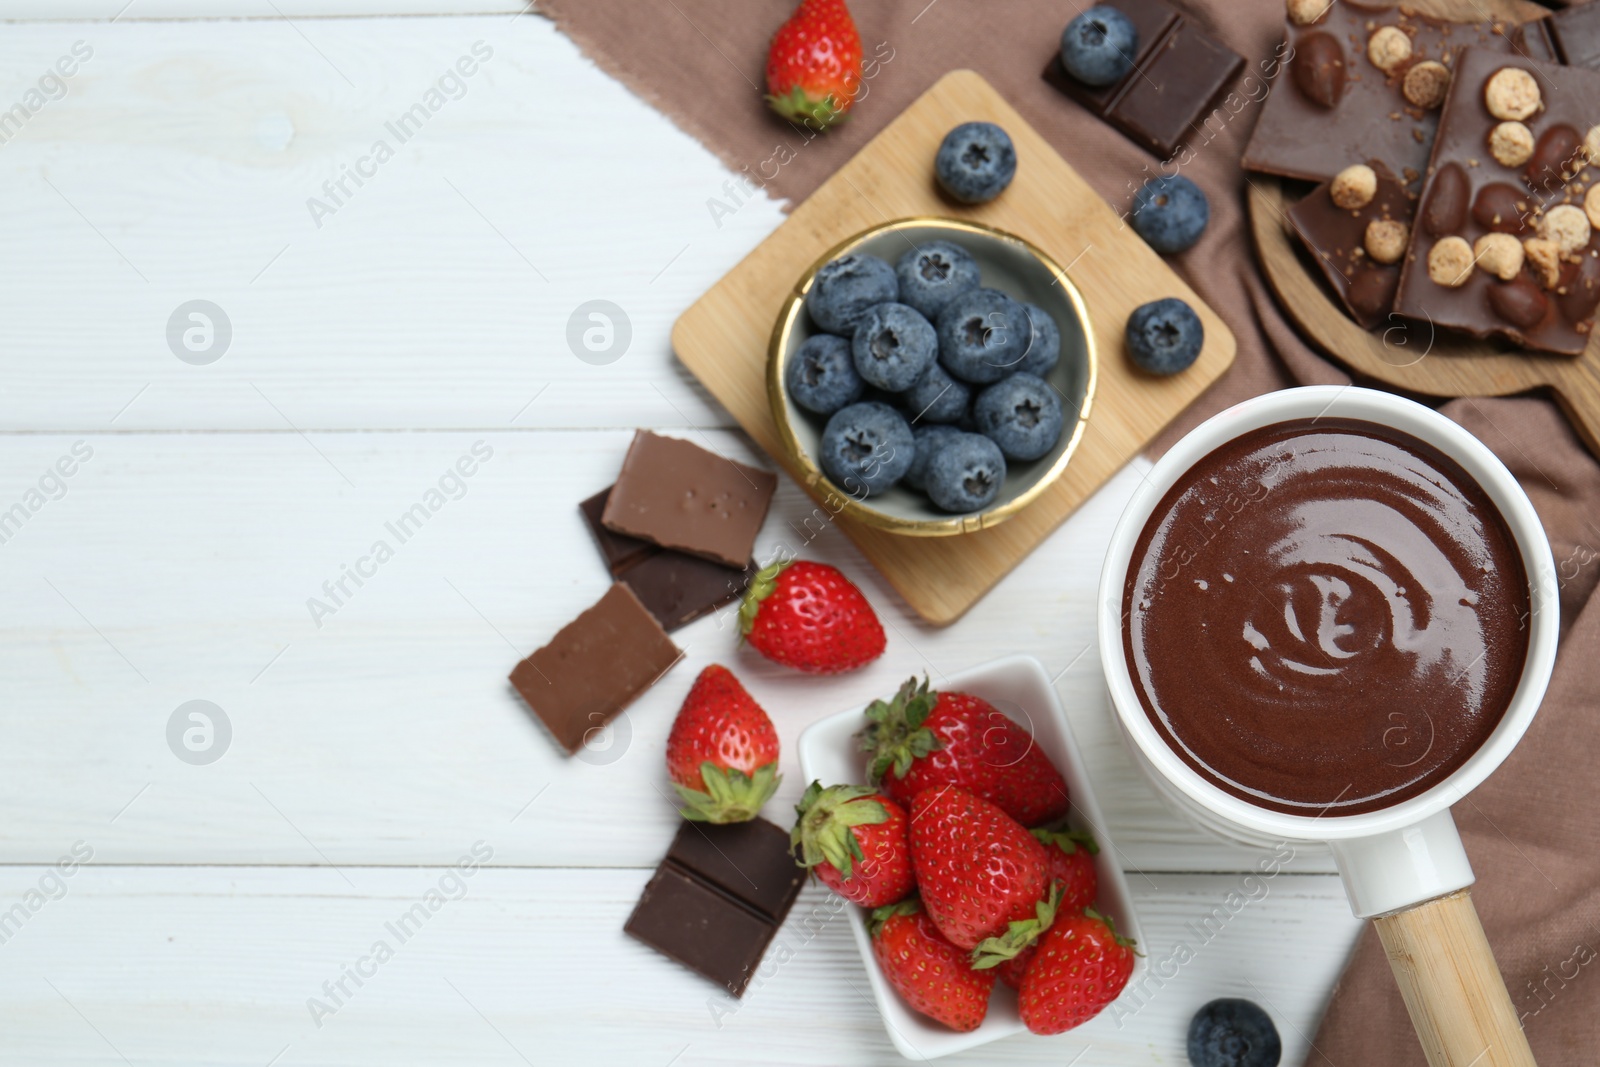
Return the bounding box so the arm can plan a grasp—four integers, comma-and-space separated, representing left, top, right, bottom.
618, 551, 754, 633
1513, 16, 1561, 65
664, 819, 804, 924
602, 431, 777, 569
624, 865, 776, 997
1549, 1, 1600, 70
1108, 25, 1244, 159
1040, 0, 1178, 114
509, 582, 681, 755
578, 488, 654, 576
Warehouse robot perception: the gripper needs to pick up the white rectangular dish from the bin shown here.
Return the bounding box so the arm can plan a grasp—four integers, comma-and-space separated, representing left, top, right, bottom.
795, 653, 1144, 1060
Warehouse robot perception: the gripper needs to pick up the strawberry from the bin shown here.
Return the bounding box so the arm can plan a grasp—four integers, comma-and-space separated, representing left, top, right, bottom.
860, 677, 1069, 828
665, 664, 780, 823
740, 560, 885, 674
1018, 908, 1137, 1035
1033, 827, 1100, 912
869, 897, 994, 1033
765, 0, 863, 131
908, 786, 1050, 951
993, 947, 1034, 991
792, 782, 915, 907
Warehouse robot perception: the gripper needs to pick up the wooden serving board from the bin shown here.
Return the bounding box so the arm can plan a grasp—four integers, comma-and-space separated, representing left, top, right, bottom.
1249, 0, 1600, 460
673, 70, 1236, 625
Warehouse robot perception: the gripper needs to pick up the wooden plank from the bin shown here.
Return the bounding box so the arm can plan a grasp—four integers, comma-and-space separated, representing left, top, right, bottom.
0, 428, 1334, 873
0, 15, 785, 431
0, 865, 1361, 1065
674, 70, 1236, 624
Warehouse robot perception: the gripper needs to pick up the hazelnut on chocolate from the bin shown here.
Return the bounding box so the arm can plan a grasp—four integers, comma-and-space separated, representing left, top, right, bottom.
1428, 236, 1476, 287
1402, 60, 1450, 110
1473, 233, 1524, 281
1367, 26, 1412, 73
1331, 164, 1378, 210
1488, 121, 1535, 167
1585, 184, 1600, 231
1539, 204, 1592, 255
1524, 237, 1563, 289
1286, 0, 1332, 25
1365, 219, 1409, 264
1585, 124, 1600, 164
1484, 67, 1541, 121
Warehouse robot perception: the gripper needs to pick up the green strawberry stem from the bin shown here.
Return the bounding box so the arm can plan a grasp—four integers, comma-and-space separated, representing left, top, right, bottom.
866, 895, 920, 939
857, 676, 944, 784
766, 87, 851, 130
675, 761, 781, 824
970, 885, 1062, 970
737, 558, 793, 638
1084, 906, 1144, 957
790, 780, 887, 878
1030, 826, 1100, 856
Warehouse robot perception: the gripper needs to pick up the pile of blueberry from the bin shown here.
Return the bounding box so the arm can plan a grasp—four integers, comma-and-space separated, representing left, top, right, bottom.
787, 238, 1068, 514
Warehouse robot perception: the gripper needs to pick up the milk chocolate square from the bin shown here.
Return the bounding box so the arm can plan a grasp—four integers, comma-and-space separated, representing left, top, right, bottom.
602, 431, 776, 569
509, 582, 680, 755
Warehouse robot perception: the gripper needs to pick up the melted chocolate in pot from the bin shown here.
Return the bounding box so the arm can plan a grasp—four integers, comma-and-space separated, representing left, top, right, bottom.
1123, 419, 1530, 815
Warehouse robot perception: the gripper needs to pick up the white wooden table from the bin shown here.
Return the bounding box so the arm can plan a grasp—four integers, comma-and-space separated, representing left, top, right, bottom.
0, 5, 1363, 1064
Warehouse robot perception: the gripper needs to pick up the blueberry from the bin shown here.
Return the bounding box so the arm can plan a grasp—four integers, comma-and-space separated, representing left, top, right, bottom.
819, 401, 915, 497
1131, 175, 1210, 254
902, 361, 971, 424
936, 288, 1033, 384
904, 424, 964, 491
1187, 999, 1281, 1067
1016, 303, 1061, 378
786, 334, 863, 415
895, 240, 981, 319
974, 372, 1064, 461
806, 253, 898, 335
926, 433, 1007, 513
1061, 6, 1138, 88
851, 302, 938, 392
1126, 297, 1204, 375
935, 122, 1017, 204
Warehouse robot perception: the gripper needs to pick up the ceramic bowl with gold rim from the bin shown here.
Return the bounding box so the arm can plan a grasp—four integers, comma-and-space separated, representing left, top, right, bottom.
767, 218, 1096, 536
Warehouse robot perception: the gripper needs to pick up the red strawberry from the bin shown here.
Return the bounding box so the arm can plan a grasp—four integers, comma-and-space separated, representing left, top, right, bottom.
740, 560, 885, 674
861, 678, 1069, 828
1033, 827, 1100, 912
993, 947, 1034, 991
665, 665, 780, 823
869, 897, 994, 1032
908, 787, 1050, 951
792, 782, 915, 907
765, 0, 863, 131
1018, 908, 1137, 1035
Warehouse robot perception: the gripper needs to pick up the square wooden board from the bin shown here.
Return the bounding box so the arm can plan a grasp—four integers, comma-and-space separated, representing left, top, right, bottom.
672, 69, 1236, 625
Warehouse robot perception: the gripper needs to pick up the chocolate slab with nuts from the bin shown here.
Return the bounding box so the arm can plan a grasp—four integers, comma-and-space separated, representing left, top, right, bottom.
580, 486, 755, 632
1394, 47, 1600, 356
625, 818, 805, 996
509, 582, 681, 755
1288, 161, 1413, 328
602, 431, 777, 570
1243, 0, 1533, 192
1041, 0, 1243, 159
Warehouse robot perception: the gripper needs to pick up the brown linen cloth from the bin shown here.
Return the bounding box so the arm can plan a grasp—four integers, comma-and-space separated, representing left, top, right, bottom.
539, 0, 1600, 1061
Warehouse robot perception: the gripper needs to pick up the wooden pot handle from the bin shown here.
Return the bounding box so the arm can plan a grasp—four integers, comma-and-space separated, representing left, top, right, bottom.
1372, 889, 1536, 1067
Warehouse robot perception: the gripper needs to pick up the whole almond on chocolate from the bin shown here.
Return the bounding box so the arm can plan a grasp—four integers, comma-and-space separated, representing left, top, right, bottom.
1423, 162, 1469, 236
1487, 276, 1550, 330
1347, 267, 1400, 322
1472, 182, 1529, 235
1292, 31, 1346, 109
1556, 252, 1600, 323
1525, 124, 1584, 191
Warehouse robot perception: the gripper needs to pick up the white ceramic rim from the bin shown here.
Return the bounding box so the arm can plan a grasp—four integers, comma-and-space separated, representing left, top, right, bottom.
1097, 386, 1559, 842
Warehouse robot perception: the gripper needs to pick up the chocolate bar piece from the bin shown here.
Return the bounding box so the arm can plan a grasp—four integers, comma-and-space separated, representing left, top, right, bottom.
580, 486, 756, 632
625, 819, 805, 996
1041, 0, 1243, 159
1242, 1, 1531, 192
1394, 48, 1600, 356
509, 582, 680, 755
1545, 3, 1600, 70
1288, 161, 1411, 328
602, 431, 777, 570
1513, 17, 1561, 66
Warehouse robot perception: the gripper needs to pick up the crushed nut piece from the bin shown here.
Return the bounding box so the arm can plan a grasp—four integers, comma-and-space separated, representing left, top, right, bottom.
1524, 237, 1563, 288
